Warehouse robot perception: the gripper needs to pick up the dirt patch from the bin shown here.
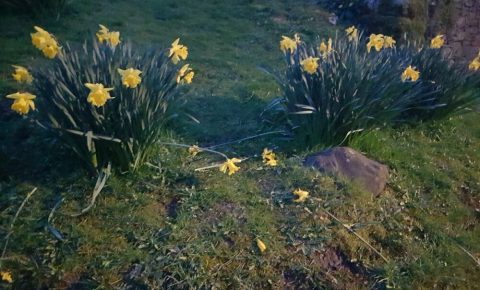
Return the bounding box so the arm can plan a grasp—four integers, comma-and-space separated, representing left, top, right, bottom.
202, 201, 247, 225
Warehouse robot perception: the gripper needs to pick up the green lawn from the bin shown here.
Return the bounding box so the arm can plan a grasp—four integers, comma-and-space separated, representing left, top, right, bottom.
1, 0, 479, 289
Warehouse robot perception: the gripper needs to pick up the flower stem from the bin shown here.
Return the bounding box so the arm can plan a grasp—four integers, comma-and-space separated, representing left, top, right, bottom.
158, 142, 229, 159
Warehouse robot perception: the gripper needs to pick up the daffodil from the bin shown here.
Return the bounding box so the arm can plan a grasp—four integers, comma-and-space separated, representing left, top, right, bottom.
468, 53, 480, 71
293, 189, 309, 203
401, 65, 420, 82
219, 158, 241, 175
31, 26, 60, 58
5, 92, 36, 115
383, 36, 396, 48
300, 57, 319, 74
12, 65, 33, 84
169, 38, 188, 64
117, 68, 142, 88
345, 26, 358, 42
430, 35, 445, 49
176, 64, 195, 84
96, 25, 121, 47
367, 34, 385, 52
188, 145, 202, 156
256, 238, 267, 253
319, 38, 333, 58
262, 148, 278, 167
280, 34, 300, 53
0, 271, 13, 283
85, 83, 113, 107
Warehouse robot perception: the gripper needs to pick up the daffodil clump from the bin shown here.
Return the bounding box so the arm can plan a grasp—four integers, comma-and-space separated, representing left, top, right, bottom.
269, 27, 480, 148
6, 24, 195, 171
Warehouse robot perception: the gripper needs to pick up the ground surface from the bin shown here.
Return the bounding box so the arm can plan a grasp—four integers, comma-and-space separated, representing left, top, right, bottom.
1, 0, 479, 289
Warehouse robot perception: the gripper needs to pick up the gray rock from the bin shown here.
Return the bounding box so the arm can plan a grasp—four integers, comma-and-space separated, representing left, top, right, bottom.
304, 147, 389, 196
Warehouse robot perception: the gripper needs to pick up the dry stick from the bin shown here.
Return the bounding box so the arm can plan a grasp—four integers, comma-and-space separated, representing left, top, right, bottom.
207, 130, 286, 149
456, 244, 480, 268
321, 208, 389, 263
2, 187, 38, 258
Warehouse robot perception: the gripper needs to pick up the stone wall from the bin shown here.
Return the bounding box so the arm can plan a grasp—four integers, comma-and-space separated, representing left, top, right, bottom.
444, 0, 480, 60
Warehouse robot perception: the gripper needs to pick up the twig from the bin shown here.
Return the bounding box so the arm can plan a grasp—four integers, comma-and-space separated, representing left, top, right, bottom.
207, 130, 286, 149
321, 208, 389, 263
456, 244, 480, 268
2, 187, 37, 258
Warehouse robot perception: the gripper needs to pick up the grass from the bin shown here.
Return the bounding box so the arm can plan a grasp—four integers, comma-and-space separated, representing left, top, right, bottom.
1, 0, 480, 288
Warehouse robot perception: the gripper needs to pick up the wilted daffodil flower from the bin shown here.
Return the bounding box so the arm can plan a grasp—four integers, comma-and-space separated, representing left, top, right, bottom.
293, 189, 309, 203
117, 68, 142, 88
6, 92, 36, 115
383, 36, 396, 48
319, 38, 333, 58
12, 65, 33, 84
262, 148, 278, 167
256, 238, 267, 253
430, 35, 445, 49
280, 34, 300, 53
345, 26, 358, 42
96, 25, 121, 47
367, 34, 385, 52
85, 83, 113, 107
401, 65, 420, 82
219, 158, 241, 175
468, 53, 480, 71
188, 145, 202, 156
176, 64, 195, 84
31, 26, 60, 58
300, 57, 319, 75
169, 38, 188, 64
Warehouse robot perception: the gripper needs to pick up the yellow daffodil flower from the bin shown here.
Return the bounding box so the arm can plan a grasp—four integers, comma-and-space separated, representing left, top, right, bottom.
345, 26, 359, 42
401, 65, 420, 82
188, 145, 202, 156
176, 64, 195, 84
300, 57, 319, 74
117, 68, 142, 88
430, 35, 445, 49
31, 26, 60, 58
262, 148, 278, 167
256, 238, 267, 253
293, 189, 309, 203
367, 34, 385, 52
12, 65, 33, 84
169, 38, 188, 64
319, 38, 333, 58
0, 271, 13, 283
384, 36, 396, 48
280, 34, 300, 53
468, 53, 480, 71
85, 83, 113, 107
96, 25, 121, 47
219, 158, 241, 175
5, 92, 36, 115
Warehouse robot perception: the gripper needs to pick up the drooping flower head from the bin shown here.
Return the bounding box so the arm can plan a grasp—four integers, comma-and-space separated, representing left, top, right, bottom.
262, 148, 278, 167
117, 68, 142, 88
256, 238, 267, 253
367, 34, 385, 52
5, 92, 36, 115
319, 38, 333, 58
430, 35, 445, 49
300, 57, 320, 75
31, 26, 60, 58
169, 38, 188, 64
345, 26, 359, 42
85, 83, 113, 107
176, 64, 195, 84
401, 65, 420, 82
383, 36, 396, 49
219, 158, 241, 175
12, 65, 33, 84
468, 52, 480, 71
280, 34, 300, 53
96, 25, 121, 47
293, 189, 309, 203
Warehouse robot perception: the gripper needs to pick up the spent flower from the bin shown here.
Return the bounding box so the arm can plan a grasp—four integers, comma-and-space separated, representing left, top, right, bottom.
293, 189, 309, 203
468, 52, 480, 71
219, 158, 241, 175
256, 238, 267, 253
345, 26, 359, 42
262, 148, 278, 167
12, 65, 33, 84
0, 271, 13, 283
